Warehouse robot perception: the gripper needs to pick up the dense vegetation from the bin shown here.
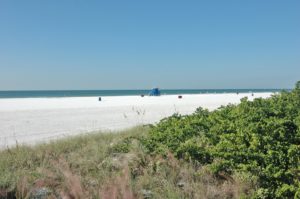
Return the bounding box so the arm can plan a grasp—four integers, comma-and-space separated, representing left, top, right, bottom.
0, 127, 250, 199
1, 81, 299, 199
144, 81, 300, 198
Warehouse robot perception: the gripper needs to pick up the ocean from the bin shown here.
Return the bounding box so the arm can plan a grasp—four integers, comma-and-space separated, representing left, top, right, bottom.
0, 89, 285, 98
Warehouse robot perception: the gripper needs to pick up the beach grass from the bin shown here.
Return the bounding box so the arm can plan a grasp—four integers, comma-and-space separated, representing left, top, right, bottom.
0, 126, 250, 199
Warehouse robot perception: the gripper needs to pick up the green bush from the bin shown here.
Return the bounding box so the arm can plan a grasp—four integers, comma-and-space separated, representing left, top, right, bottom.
144, 81, 300, 198
109, 137, 132, 153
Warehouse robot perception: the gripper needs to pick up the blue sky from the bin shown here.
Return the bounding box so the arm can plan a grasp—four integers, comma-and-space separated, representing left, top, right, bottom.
0, 0, 299, 90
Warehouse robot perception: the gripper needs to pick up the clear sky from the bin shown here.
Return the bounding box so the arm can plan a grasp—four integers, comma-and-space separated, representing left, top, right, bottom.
0, 0, 299, 90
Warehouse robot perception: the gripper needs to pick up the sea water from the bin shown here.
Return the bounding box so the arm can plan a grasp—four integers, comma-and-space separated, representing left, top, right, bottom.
0, 89, 285, 98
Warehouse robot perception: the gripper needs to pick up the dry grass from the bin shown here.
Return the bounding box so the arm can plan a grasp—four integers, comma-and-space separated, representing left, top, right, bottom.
100, 166, 136, 199
0, 126, 255, 199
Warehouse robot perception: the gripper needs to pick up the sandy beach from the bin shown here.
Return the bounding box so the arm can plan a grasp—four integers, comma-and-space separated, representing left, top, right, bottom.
0, 93, 273, 148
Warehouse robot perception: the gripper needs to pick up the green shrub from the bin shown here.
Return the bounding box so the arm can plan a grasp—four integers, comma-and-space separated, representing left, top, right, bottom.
144, 81, 300, 198
109, 137, 132, 153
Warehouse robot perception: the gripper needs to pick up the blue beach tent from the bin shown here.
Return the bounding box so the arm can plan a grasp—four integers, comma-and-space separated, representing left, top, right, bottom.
149, 88, 161, 96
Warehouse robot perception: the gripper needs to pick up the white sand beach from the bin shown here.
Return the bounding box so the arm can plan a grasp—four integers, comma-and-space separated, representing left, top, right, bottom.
0, 93, 273, 148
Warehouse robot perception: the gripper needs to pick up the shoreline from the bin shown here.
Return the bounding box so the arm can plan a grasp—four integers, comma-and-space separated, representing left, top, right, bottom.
0, 93, 273, 148
0, 89, 283, 99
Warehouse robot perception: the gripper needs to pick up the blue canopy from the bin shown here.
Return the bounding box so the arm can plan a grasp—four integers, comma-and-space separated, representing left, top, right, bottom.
149, 88, 160, 96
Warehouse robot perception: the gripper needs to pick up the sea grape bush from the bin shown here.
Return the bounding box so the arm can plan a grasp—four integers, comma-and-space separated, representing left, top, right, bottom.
144, 81, 300, 198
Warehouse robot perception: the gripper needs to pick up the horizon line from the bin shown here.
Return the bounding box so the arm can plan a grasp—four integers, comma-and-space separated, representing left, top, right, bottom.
0, 88, 291, 92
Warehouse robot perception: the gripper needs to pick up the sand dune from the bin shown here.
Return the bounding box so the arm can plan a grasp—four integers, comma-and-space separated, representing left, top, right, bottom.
0, 93, 273, 148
